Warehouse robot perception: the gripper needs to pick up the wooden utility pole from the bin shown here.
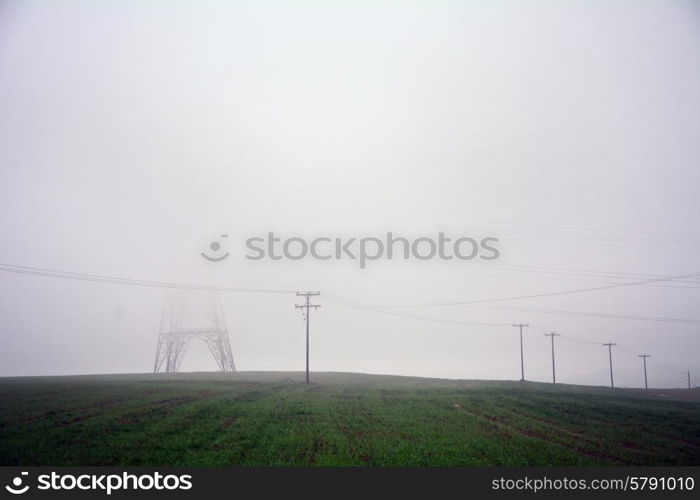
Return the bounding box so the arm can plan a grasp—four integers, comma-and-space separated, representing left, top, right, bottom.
638, 354, 651, 389
603, 343, 616, 388
513, 324, 529, 381
544, 332, 560, 384
295, 292, 320, 384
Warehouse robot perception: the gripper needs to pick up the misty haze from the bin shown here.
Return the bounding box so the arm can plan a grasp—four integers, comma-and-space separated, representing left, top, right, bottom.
0, 0, 699, 471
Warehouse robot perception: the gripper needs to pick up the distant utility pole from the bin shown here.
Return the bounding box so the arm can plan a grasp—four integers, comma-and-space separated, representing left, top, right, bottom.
638, 354, 651, 389
513, 324, 529, 381
295, 291, 320, 384
603, 343, 616, 388
688, 371, 692, 390
544, 332, 560, 384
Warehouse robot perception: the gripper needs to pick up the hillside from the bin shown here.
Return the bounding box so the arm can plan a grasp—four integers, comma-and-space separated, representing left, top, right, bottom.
0, 372, 698, 466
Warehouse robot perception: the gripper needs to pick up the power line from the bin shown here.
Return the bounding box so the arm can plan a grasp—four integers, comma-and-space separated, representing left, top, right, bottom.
328, 297, 697, 387
330, 297, 697, 388
380, 270, 700, 309
552, 331, 693, 386
2, 262, 697, 389
0, 263, 295, 294
489, 263, 700, 282
556, 333, 602, 346
328, 297, 700, 326
647, 356, 689, 378
4, 263, 698, 325
326, 293, 697, 388
325, 294, 513, 327
481, 305, 700, 325
462, 263, 700, 289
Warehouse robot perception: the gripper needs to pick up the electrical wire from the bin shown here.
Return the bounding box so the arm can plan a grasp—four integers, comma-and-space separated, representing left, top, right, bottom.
325, 293, 512, 327
0, 263, 295, 294
379, 270, 700, 308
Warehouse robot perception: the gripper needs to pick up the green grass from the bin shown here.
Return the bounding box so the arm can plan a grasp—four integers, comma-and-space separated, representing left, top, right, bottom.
0, 372, 698, 466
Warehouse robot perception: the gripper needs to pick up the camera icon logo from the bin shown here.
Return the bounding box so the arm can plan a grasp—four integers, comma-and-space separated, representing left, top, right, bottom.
5, 472, 29, 495
201, 234, 230, 262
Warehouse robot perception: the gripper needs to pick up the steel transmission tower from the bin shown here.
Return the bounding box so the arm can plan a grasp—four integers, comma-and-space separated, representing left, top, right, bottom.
153, 292, 236, 373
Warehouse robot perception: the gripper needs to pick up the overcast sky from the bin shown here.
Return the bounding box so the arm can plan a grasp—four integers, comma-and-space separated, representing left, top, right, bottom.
1, 0, 699, 388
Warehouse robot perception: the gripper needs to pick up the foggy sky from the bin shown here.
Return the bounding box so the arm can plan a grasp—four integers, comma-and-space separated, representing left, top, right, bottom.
1, 0, 699, 388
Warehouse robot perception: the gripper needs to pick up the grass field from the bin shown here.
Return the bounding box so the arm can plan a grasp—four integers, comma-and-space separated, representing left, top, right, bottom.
0, 372, 698, 466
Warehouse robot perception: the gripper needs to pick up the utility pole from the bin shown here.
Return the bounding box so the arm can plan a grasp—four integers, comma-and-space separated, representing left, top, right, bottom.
638, 354, 650, 389
603, 343, 616, 388
513, 324, 529, 381
688, 371, 692, 390
544, 332, 560, 384
295, 291, 320, 384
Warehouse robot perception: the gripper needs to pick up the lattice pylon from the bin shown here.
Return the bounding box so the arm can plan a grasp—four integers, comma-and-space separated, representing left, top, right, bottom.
153, 292, 236, 373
